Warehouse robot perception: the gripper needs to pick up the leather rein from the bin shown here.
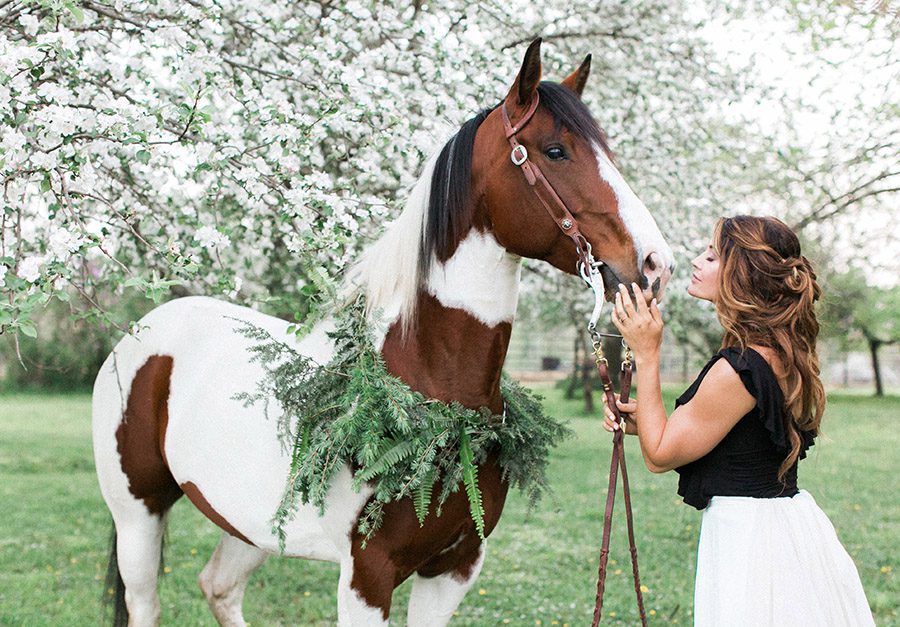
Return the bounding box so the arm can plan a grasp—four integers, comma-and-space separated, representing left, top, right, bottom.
502, 96, 648, 626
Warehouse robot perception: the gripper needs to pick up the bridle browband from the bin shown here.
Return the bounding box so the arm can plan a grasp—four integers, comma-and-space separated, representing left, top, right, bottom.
503, 93, 648, 627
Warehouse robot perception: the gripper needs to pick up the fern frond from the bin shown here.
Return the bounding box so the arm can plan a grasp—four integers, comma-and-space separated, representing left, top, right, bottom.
413, 468, 436, 525
459, 427, 485, 540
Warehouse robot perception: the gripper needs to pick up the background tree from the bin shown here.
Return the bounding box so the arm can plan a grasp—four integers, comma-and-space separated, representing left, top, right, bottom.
821, 268, 900, 396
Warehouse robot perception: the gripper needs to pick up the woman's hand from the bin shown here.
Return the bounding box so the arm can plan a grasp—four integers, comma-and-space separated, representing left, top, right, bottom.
611, 282, 663, 362
602, 394, 639, 435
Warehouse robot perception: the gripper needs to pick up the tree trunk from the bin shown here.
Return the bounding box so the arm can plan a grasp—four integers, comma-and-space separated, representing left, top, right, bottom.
566, 334, 580, 400
868, 337, 884, 397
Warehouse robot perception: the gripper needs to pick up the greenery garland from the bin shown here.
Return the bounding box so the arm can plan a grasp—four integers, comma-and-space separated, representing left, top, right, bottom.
235, 296, 570, 549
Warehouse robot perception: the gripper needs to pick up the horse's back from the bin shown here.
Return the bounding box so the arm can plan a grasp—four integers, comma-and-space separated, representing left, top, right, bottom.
92, 296, 364, 557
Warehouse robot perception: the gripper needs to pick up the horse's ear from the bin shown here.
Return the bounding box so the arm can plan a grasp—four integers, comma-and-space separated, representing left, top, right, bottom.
561, 54, 591, 98
507, 38, 542, 106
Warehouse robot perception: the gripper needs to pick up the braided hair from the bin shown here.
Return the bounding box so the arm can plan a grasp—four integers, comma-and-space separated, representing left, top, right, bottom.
713, 216, 825, 478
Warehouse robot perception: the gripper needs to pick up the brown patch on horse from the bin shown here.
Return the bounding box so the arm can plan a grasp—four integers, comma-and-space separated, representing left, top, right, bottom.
348, 292, 512, 614
349, 453, 508, 618
381, 290, 510, 415
116, 355, 183, 516
180, 481, 256, 547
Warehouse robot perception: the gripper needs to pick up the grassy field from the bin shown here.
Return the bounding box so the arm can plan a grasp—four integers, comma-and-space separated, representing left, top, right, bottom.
0, 388, 896, 626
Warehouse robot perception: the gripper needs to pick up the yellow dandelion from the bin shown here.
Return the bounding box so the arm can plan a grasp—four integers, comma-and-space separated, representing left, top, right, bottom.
163, 566, 172, 574
608, 611, 617, 618
614, 569, 622, 575
478, 588, 487, 595
106, 588, 115, 596
649, 609, 657, 616
852, 504, 861, 511
70, 557, 78, 564
535, 621, 542, 626
502, 620, 511, 624
453, 611, 459, 617
303, 591, 311, 597
640, 584, 649, 593
610, 559, 618, 566
190, 548, 198, 556
46, 565, 54, 573
880, 565, 892, 574
552, 621, 559, 625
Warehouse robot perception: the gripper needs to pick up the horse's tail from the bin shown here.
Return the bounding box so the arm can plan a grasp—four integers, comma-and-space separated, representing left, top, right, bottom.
104, 525, 128, 627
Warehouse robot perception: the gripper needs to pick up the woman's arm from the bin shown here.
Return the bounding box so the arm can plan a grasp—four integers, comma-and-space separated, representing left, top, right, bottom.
610, 283, 756, 473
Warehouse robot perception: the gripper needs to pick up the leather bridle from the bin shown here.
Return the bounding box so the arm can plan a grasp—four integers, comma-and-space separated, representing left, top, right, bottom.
503, 94, 648, 626
501, 96, 596, 273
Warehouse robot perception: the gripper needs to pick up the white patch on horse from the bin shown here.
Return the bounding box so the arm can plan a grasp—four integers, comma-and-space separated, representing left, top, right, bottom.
407, 543, 487, 626
593, 144, 675, 271
426, 231, 522, 326
339, 558, 389, 627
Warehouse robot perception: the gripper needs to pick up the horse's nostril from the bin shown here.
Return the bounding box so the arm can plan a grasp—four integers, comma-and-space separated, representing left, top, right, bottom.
644, 252, 661, 273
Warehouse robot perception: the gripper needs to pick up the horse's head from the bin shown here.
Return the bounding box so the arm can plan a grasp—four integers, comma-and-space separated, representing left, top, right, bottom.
472, 39, 674, 302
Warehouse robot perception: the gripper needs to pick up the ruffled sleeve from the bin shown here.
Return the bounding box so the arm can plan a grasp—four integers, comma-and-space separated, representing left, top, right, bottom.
718, 347, 815, 458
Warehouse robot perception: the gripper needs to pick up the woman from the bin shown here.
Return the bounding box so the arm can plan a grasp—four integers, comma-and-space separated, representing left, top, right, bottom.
603, 216, 874, 626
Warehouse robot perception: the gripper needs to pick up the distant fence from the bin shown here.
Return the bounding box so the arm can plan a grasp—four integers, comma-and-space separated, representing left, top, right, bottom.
507, 325, 900, 391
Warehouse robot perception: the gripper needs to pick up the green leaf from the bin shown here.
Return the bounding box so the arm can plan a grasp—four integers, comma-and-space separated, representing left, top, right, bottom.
19, 322, 38, 338
69, 4, 84, 23
135, 150, 151, 164
459, 427, 485, 540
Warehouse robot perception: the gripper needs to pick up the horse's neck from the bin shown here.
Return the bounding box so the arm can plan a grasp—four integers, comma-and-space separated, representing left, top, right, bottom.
380, 231, 521, 415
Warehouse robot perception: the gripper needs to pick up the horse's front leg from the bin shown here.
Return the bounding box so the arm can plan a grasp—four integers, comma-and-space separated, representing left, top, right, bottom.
199, 533, 268, 627
337, 551, 393, 627
407, 542, 486, 627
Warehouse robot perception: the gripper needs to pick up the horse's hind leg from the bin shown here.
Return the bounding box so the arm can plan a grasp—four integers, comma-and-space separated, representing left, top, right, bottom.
199, 533, 268, 627
111, 508, 170, 626
407, 542, 486, 627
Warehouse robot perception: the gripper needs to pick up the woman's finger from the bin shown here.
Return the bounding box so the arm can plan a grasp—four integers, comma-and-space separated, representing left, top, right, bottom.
618, 283, 636, 318
616, 399, 637, 413
649, 298, 662, 324
631, 282, 649, 316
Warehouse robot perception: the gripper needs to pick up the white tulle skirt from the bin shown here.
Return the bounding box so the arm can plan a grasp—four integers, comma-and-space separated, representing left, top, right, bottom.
694, 490, 874, 626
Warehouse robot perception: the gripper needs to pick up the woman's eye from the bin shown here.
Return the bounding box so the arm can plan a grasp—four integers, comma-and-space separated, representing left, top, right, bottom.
706, 257, 714, 262
545, 146, 567, 161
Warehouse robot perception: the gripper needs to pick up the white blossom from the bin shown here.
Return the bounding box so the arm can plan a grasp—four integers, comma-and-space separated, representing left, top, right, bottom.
19, 13, 39, 37
194, 226, 231, 250
48, 228, 83, 257
18, 256, 45, 283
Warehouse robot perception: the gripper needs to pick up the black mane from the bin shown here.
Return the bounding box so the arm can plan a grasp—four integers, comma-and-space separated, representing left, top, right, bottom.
420, 81, 610, 278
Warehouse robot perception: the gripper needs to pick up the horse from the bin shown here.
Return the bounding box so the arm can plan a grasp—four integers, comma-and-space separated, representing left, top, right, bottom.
92, 38, 675, 626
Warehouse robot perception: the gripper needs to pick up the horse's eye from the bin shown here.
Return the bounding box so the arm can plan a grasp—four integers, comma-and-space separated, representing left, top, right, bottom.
545, 146, 567, 161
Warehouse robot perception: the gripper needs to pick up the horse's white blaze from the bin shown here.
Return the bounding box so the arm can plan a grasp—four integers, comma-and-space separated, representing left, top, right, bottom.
426, 230, 522, 326
593, 144, 675, 272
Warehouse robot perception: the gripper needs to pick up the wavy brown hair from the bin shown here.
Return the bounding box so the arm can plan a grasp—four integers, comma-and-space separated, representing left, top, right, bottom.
713, 215, 825, 478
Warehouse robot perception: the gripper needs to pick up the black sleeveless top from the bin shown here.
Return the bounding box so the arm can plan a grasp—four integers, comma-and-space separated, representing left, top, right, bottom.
674, 347, 815, 510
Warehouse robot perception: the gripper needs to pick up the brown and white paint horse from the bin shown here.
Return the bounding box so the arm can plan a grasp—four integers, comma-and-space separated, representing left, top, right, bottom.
93, 40, 674, 626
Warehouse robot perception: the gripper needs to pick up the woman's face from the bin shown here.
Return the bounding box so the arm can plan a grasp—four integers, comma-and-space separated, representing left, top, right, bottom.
688, 244, 720, 302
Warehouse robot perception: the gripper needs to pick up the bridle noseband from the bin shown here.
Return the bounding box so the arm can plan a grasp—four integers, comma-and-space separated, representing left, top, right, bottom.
501, 95, 607, 338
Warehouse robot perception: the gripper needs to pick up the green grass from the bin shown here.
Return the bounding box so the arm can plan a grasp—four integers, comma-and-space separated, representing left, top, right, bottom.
0, 389, 896, 626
